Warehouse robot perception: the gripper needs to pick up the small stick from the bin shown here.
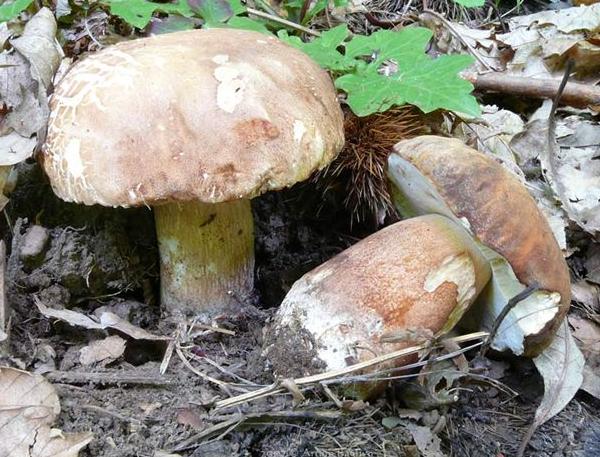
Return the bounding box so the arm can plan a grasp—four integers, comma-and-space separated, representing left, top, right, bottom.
189, 322, 235, 336
214, 332, 488, 410
298, 0, 311, 24
364, 12, 404, 28
421, 10, 494, 71
245, 7, 320, 37
172, 417, 242, 451
175, 344, 240, 393
479, 282, 539, 358
172, 410, 341, 451
463, 71, 600, 109
45, 370, 172, 386
204, 409, 342, 423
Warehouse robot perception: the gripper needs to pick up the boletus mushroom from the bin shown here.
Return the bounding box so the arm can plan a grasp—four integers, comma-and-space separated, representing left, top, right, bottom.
387, 135, 571, 355
264, 214, 491, 395
41, 29, 344, 315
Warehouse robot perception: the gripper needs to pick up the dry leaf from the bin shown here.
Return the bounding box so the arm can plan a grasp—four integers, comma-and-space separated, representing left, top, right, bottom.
497, 4, 600, 82
0, 8, 62, 166
569, 315, 600, 349
584, 244, 600, 285
35, 297, 170, 341
422, 17, 505, 72
406, 423, 445, 457
514, 101, 600, 233
521, 322, 584, 452
581, 365, 600, 399
571, 280, 600, 315
569, 315, 600, 399
79, 335, 126, 366
0, 366, 92, 457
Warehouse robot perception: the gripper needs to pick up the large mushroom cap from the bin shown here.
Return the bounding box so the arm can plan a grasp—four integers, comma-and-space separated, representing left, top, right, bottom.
42, 29, 344, 207
264, 214, 491, 384
388, 135, 571, 353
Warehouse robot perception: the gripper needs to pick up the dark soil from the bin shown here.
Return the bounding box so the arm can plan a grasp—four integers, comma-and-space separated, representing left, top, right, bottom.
2, 161, 599, 457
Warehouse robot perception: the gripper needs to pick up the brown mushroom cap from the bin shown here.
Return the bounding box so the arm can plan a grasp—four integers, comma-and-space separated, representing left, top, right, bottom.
264, 214, 491, 382
389, 135, 571, 352
42, 29, 344, 207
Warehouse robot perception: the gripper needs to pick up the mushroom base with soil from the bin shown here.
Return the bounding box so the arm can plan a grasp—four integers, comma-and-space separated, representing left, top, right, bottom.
154, 199, 254, 315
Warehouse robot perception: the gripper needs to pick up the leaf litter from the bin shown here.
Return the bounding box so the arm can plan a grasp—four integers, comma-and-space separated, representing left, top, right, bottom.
2, 2, 600, 456
0, 8, 61, 166
0, 366, 92, 457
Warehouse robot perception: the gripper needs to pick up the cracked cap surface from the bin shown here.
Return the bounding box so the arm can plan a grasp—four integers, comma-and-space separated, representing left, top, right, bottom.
41, 28, 344, 207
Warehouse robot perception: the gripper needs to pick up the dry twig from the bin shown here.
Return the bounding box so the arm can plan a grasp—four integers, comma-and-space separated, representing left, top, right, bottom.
215, 332, 488, 410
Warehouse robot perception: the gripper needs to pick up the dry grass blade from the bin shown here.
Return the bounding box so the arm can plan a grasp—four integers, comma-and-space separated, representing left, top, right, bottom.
215, 331, 488, 410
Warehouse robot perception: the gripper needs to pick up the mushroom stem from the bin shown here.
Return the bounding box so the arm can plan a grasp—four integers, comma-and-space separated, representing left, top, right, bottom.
154, 199, 254, 315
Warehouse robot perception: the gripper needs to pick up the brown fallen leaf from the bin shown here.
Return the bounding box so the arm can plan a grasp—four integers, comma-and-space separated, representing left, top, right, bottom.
0, 366, 92, 457
79, 335, 126, 367
497, 4, 600, 83
520, 322, 584, 456
571, 280, 600, 319
406, 423, 445, 457
569, 315, 600, 400
35, 297, 170, 341
0, 8, 62, 166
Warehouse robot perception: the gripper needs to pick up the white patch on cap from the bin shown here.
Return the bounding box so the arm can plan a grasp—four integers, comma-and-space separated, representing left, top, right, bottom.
274, 267, 383, 371
293, 120, 306, 144
63, 139, 84, 178
424, 253, 476, 306
214, 65, 246, 113
212, 54, 229, 65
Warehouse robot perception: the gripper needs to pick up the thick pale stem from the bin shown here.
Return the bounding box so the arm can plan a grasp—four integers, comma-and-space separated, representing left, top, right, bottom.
154, 199, 254, 315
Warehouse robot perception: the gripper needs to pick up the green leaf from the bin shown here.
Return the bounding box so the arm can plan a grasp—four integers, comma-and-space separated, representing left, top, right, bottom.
225, 16, 270, 34
285, 26, 479, 117
278, 25, 354, 72
0, 0, 34, 22
305, 0, 327, 21
100, 0, 192, 29
452, 0, 485, 7
336, 54, 479, 117
345, 28, 432, 67
228, 0, 246, 15
188, 0, 234, 24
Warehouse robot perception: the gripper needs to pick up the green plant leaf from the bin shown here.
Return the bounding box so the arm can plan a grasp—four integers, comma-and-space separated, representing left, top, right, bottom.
345, 28, 431, 67
100, 0, 192, 29
188, 0, 235, 24
225, 16, 270, 34
288, 26, 480, 117
0, 0, 34, 22
337, 54, 479, 116
278, 25, 354, 72
452, 0, 485, 7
